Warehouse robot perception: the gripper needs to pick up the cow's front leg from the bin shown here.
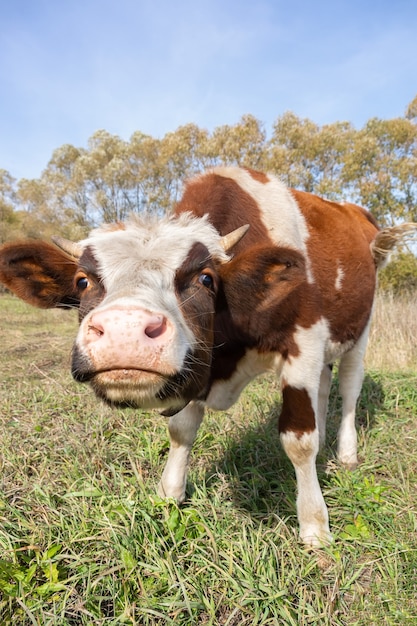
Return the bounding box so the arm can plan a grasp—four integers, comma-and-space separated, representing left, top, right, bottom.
279, 384, 332, 546
158, 401, 204, 502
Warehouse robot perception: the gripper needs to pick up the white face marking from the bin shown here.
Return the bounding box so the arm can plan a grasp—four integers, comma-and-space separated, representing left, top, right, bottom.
79, 213, 228, 340
83, 213, 228, 296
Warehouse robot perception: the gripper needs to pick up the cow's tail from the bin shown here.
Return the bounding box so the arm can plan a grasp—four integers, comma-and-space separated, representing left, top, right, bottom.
371, 223, 417, 269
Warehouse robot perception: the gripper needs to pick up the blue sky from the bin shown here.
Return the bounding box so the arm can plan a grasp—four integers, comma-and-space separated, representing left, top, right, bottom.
1, 0, 417, 181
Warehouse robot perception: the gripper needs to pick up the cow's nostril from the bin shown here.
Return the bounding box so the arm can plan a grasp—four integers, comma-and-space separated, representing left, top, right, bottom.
87, 323, 104, 337
144, 315, 167, 339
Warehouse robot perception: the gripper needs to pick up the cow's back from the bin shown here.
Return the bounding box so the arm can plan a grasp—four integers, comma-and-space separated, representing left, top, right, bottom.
291, 189, 379, 343
175, 166, 309, 255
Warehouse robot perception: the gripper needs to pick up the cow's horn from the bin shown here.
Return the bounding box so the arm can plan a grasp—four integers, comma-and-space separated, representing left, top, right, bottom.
220, 224, 250, 252
51, 236, 83, 259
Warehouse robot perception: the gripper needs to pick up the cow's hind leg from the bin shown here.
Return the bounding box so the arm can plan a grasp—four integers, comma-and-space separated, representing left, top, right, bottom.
337, 323, 371, 469
317, 364, 332, 449
158, 401, 204, 502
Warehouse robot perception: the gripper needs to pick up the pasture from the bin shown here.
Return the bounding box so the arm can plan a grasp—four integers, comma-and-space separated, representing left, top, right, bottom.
0, 292, 417, 625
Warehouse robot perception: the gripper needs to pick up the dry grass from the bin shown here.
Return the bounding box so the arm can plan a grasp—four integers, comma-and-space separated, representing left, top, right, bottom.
366, 291, 417, 371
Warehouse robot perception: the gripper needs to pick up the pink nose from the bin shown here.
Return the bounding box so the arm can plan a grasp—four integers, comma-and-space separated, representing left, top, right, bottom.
86, 308, 168, 343
81, 307, 173, 370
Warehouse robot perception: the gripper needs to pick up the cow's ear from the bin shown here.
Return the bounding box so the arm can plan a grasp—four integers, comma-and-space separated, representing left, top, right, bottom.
0, 240, 80, 309
219, 245, 308, 333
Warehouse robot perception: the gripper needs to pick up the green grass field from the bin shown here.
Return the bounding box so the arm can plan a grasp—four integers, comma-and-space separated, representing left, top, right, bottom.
1, 294, 417, 625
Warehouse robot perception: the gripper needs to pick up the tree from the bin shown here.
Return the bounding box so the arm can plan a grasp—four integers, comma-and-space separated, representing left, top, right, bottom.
267, 112, 353, 198
41, 143, 91, 236
405, 94, 417, 122
0, 169, 20, 243
41, 132, 139, 227
378, 251, 417, 294
206, 114, 267, 169
156, 124, 211, 210
342, 117, 417, 225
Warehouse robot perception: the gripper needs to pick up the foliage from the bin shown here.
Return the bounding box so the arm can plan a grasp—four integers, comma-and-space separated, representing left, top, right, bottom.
267, 112, 354, 199
378, 250, 417, 294
342, 117, 417, 224
0, 170, 20, 244
405, 94, 417, 122
1, 95, 417, 243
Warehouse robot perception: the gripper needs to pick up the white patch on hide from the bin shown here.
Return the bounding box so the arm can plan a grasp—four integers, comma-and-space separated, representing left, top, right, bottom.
207, 166, 314, 283
335, 264, 344, 290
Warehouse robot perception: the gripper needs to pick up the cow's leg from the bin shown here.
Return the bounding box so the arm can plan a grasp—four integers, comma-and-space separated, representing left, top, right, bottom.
317, 364, 332, 449
158, 401, 204, 502
337, 322, 371, 469
279, 379, 331, 546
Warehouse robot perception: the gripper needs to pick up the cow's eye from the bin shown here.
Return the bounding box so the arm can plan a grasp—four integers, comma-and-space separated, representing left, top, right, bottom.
198, 273, 214, 290
77, 276, 89, 291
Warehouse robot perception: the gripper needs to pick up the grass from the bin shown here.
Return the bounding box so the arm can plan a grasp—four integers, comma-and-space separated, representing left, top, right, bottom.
365, 292, 417, 371
0, 293, 417, 625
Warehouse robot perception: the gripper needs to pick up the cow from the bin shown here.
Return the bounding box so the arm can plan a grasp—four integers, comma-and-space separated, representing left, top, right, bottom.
1, 166, 415, 546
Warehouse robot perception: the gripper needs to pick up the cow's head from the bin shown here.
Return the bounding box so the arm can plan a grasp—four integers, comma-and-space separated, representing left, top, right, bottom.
0, 214, 248, 415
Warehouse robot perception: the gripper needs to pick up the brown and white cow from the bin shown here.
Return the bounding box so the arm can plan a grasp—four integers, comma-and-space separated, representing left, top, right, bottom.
1, 166, 415, 546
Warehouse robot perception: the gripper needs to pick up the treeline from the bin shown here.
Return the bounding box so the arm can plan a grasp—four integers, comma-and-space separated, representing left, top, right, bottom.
1, 97, 417, 253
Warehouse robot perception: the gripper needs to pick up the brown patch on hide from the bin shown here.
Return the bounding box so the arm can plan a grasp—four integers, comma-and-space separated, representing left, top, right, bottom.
291, 189, 379, 344
174, 171, 273, 257
245, 168, 270, 183
279, 385, 316, 435
174, 242, 219, 396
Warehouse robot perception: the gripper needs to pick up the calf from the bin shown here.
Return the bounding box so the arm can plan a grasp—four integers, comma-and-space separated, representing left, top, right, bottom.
1, 166, 415, 545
